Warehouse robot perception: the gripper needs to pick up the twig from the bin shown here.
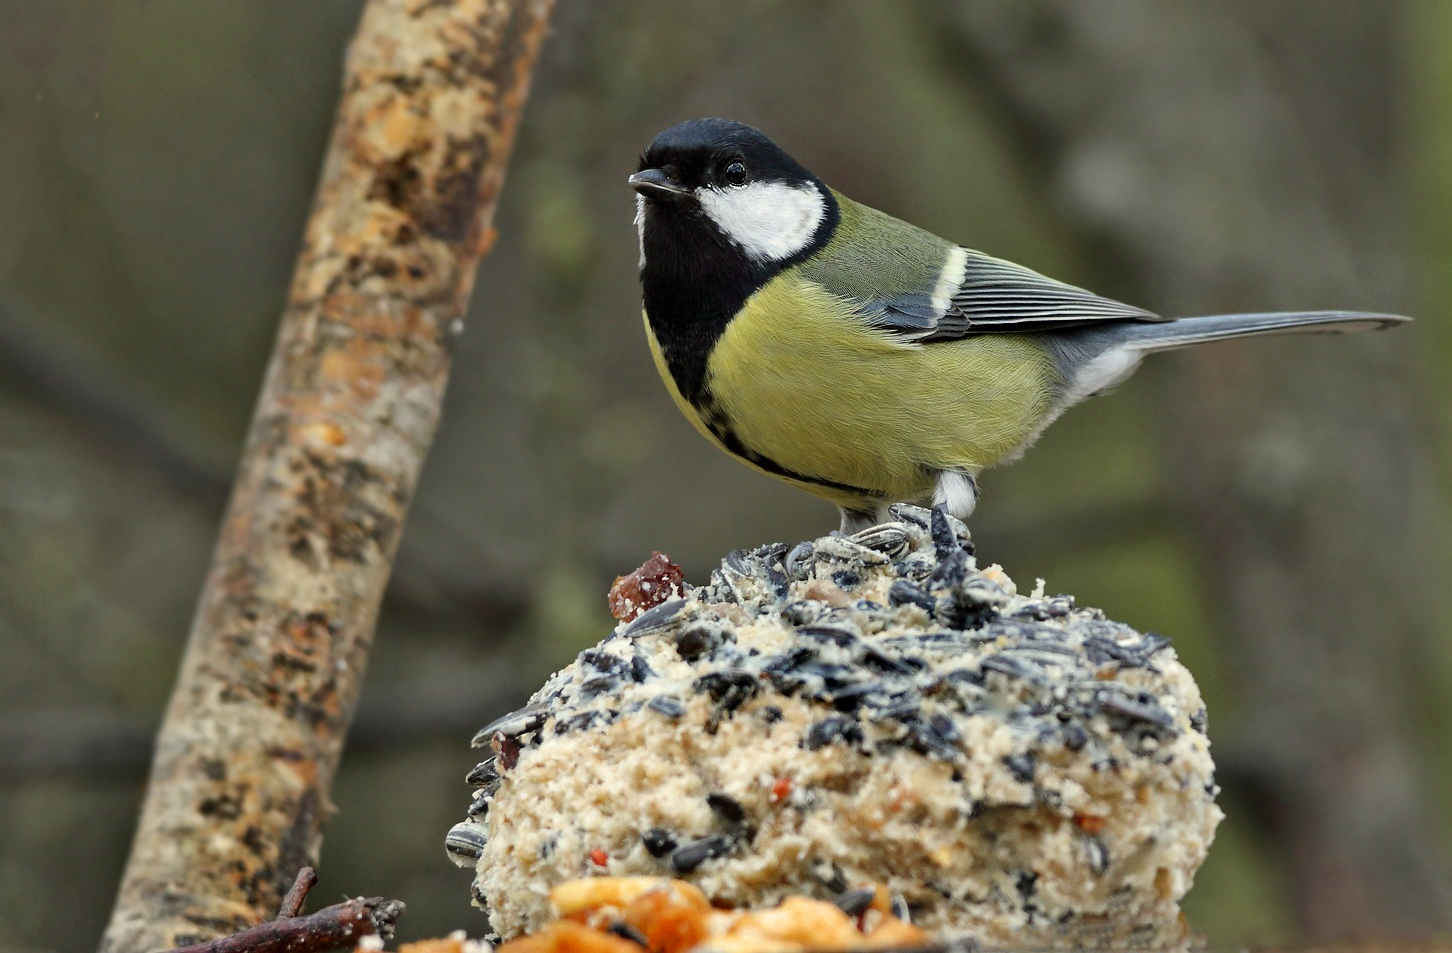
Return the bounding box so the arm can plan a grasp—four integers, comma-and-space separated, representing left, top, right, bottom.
277, 867, 318, 919
161, 896, 405, 953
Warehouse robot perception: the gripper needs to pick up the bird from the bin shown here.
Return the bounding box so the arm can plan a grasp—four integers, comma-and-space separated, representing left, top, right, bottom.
628, 117, 1409, 534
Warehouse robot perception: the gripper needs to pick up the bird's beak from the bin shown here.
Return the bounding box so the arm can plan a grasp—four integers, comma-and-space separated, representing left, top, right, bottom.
629, 168, 690, 201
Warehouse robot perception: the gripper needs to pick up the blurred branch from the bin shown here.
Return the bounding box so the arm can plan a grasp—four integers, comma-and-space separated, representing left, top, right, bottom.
0, 656, 532, 781
0, 295, 533, 631
927, 0, 1450, 937
98, 2, 554, 952
0, 299, 234, 509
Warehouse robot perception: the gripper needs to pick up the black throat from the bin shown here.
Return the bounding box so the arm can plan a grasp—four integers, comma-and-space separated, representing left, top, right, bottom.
638, 190, 839, 406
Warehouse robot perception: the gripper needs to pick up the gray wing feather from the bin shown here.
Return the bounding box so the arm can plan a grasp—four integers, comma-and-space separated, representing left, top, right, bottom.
949, 252, 1161, 330
858, 248, 1162, 342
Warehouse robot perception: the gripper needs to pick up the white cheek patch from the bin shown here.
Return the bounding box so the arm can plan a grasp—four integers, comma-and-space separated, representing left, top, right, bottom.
695, 180, 826, 262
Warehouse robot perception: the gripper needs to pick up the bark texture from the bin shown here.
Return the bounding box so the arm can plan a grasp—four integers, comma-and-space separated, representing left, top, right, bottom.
99, 2, 553, 951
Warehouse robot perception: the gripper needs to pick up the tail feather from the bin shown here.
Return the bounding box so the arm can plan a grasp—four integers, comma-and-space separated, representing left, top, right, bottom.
1117, 310, 1409, 353
1052, 310, 1410, 406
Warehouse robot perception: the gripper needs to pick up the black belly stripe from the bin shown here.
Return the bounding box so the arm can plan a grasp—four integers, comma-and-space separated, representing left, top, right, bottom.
697, 395, 885, 499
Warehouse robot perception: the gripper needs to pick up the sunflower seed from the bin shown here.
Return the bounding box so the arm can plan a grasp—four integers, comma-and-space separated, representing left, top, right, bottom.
669, 834, 733, 873
445, 822, 487, 866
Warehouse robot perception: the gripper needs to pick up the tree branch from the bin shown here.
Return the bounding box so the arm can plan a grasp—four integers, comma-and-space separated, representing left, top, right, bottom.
99, 2, 554, 952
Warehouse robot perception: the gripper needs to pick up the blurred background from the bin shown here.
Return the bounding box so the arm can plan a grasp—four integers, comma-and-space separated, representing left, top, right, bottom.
3, 1, 1451, 950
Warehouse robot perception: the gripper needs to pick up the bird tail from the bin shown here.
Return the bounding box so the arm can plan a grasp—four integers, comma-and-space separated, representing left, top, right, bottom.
1116, 310, 1409, 354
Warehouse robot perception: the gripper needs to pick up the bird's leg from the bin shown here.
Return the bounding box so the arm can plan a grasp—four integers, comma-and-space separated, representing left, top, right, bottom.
838, 506, 880, 535
932, 470, 978, 522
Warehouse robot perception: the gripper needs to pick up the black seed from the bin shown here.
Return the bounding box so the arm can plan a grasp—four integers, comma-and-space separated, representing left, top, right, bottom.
759, 705, 783, 723
833, 888, 876, 917
1016, 871, 1038, 900
607, 922, 649, 946
852, 524, 912, 557
901, 715, 959, 758
889, 579, 937, 613
642, 827, 677, 857
1061, 723, 1089, 751
934, 591, 981, 628
888, 503, 930, 528
581, 649, 633, 679
647, 696, 686, 719
471, 705, 547, 746
804, 715, 863, 750
779, 600, 819, 625
1140, 631, 1171, 658
872, 700, 922, 722
464, 759, 498, 786
471, 881, 488, 906
943, 666, 986, 686
929, 713, 960, 743
764, 646, 818, 676
786, 542, 815, 580
723, 549, 752, 577
695, 669, 759, 713
467, 782, 499, 817
981, 654, 1042, 682
798, 625, 858, 648
1083, 626, 1168, 668
540, 833, 557, 858
1006, 640, 1078, 658
831, 569, 861, 588
670, 834, 733, 873
763, 669, 806, 696
623, 599, 686, 638
675, 623, 724, 661
1189, 708, 1208, 733
930, 505, 959, 561
630, 655, 655, 683
707, 792, 747, 825
829, 681, 890, 713
861, 646, 922, 677
760, 543, 790, 597
555, 711, 599, 735
1004, 753, 1036, 783
812, 861, 849, 894
1097, 692, 1175, 731
882, 631, 964, 647
445, 823, 487, 861
578, 675, 619, 698
794, 660, 858, 688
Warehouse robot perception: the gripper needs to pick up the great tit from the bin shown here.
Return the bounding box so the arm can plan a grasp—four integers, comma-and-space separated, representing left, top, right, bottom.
628, 118, 1409, 533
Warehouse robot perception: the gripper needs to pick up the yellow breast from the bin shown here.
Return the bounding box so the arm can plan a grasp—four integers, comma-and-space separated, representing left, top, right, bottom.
645, 274, 1061, 509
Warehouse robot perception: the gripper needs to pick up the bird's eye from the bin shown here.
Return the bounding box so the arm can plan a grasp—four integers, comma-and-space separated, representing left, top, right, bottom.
722, 160, 748, 187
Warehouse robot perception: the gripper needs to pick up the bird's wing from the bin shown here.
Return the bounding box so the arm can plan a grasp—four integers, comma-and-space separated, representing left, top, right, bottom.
859, 248, 1164, 342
